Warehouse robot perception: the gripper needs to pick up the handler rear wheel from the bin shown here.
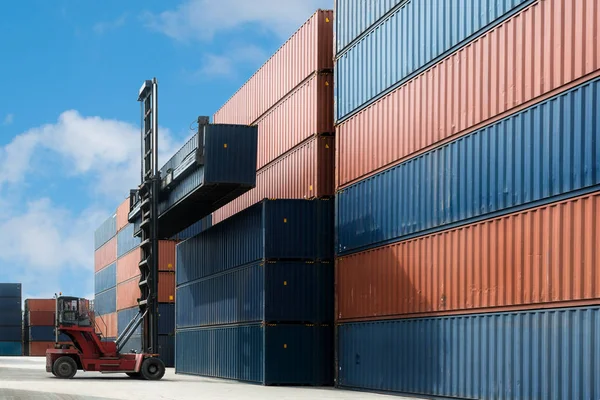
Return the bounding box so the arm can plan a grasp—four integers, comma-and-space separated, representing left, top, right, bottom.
140, 357, 165, 381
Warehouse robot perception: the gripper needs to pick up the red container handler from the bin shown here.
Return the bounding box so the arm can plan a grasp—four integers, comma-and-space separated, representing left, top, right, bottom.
213, 136, 334, 224
335, 192, 600, 322
213, 10, 334, 126
335, 0, 600, 189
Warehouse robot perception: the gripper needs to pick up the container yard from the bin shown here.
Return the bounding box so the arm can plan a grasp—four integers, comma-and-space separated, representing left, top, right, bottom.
1, 0, 598, 399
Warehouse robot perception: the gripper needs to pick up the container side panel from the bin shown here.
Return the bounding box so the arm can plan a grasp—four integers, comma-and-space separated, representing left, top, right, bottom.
94, 287, 117, 316
94, 215, 116, 250
94, 237, 117, 272
337, 307, 600, 399
0, 342, 22, 356
337, 193, 600, 320
116, 247, 142, 284
117, 224, 141, 259
337, 0, 600, 188
337, 78, 600, 254
94, 262, 117, 294
0, 283, 22, 298
116, 198, 130, 232
24, 299, 54, 312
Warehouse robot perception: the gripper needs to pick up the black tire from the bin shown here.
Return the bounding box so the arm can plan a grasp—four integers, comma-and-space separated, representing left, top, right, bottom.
52, 356, 77, 379
126, 372, 141, 379
140, 357, 165, 381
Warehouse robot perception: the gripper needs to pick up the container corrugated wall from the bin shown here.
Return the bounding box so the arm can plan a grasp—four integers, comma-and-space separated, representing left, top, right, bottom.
116, 198, 129, 233
177, 199, 334, 285
117, 272, 175, 311
336, 193, 600, 321
117, 224, 141, 258
94, 214, 116, 250
213, 136, 334, 224
94, 287, 116, 315
335, 0, 534, 121
177, 261, 333, 328
94, 237, 117, 272
95, 312, 117, 339
336, 0, 600, 189
116, 247, 141, 283
176, 324, 333, 385
24, 299, 54, 312
255, 73, 334, 170
213, 10, 334, 125
29, 326, 69, 342
336, 77, 600, 255
171, 216, 212, 241
0, 342, 22, 356
94, 262, 116, 294
337, 306, 600, 399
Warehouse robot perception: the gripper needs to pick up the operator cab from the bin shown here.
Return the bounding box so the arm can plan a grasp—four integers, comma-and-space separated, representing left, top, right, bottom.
56, 296, 92, 328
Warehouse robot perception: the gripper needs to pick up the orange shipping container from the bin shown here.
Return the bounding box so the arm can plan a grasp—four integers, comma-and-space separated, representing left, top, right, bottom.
213, 10, 333, 125
116, 197, 130, 232
25, 299, 55, 312
95, 312, 117, 338
117, 241, 176, 284
94, 237, 117, 272
255, 72, 334, 170
27, 342, 70, 357
116, 272, 175, 311
336, 0, 600, 189
213, 136, 334, 223
27, 311, 55, 326
336, 192, 600, 322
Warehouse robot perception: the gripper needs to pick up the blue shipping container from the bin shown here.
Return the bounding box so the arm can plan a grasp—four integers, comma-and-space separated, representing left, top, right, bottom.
176, 199, 333, 286
94, 262, 116, 294
176, 324, 333, 385
0, 327, 21, 342
117, 224, 141, 258
29, 326, 69, 342
337, 306, 600, 399
0, 309, 22, 327
337, 77, 600, 255
0, 297, 21, 311
335, 0, 534, 121
0, 283, 21, 298
0, 342, 21, 356
177, 261, 333, 328
94, 288, 116, 316
158, 335, 174, 367
171, 216, 212, 241
118, 305, 175, 336
155, 124, 258, 238
94, 214, 116, 250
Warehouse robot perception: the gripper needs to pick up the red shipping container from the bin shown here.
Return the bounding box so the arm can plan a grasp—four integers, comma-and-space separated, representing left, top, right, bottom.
213, 10, 333, 125
27, 311, 55, 326
213, 136, 334, 224
95, 312, 117, 338
336, 192, 600, 322
116, 197, 130, 232
94, 237, 117, 272
28, 342, 70, 357
336, 0, 600, 189
25, 299, 55, 312
116, 272, 175, 310
255, 72, 334, 170
117, 241, 176, 284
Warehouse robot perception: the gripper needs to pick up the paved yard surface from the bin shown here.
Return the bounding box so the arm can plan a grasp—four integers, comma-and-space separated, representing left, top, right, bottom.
0, 357, 419, 400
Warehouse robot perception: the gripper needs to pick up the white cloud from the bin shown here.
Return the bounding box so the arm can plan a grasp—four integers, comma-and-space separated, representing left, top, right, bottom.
93, 14, 127, 34
0, 111, 188, 298
193, 44, 268, 79
3, 113, 14, 125
144, 0, 332, 42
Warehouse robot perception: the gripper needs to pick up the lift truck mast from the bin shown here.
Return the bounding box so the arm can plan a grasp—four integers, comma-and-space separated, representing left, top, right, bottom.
46, 79, 165, 380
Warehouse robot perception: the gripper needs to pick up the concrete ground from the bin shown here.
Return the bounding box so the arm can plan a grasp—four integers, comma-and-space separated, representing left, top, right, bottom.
0, 357, 420, 400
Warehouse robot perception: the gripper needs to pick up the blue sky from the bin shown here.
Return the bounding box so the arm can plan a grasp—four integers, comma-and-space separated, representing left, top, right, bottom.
0, 0, 331, 300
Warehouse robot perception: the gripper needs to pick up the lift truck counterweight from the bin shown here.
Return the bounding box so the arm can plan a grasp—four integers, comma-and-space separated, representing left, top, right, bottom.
47, 79, 164, 380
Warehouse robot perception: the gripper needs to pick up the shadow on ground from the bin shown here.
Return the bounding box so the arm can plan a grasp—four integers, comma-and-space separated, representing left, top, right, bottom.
0, 389, 115, 400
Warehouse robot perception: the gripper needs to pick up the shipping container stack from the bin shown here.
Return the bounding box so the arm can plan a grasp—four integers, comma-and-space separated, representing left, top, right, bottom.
212, 9, 335, 223
94, 212, 118, 342
0, 283, 22, 356
23, 299, 70, 356
175, 199, 334, 385
334, 0, 600, 399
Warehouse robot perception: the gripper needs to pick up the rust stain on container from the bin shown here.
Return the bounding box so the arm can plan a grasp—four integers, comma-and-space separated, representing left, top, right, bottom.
213, 10, 333, 126
336, 192, 600, 321
116, 241, 176, 284
336, 0, 600, 189
213, 136, 334, 224
95, 312, 117, 338
117, 272, 175, 311
115, 197, 130, 233
255, 72, 334, 170
94, 237, 117, 273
